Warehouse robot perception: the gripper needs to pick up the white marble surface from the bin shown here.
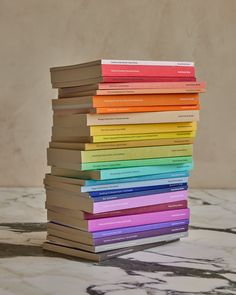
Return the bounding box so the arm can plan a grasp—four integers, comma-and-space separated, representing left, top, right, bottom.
0, 188, 236, 295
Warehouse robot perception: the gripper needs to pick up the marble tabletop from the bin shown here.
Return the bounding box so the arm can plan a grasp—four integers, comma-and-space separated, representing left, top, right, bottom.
0, 188, 235, 295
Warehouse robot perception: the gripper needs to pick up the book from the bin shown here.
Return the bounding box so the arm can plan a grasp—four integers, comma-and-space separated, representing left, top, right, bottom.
53, 105, 200, 115
52, 93, 199, 108
51, 162, 193, 180
47, 208, 190, 231
58, 81, 205, 95
47, 145, 193, 167
51, 130, 196, 143
45, 187, 188, 213
58, 88, 203, 98
46, 170, 190, 186
46, 199, 188, 220
53, 110, 199, 127
50, 155, 193, 171
58, 87, 204, 98
52, 121, 197, 138
44, 175, 189, 193
47, 224, 188, 251
49, 137, 194, 151
43, 236, 181, 261
50, 59, 195, 88
45, 172, 189, 193
47, 219, 189, 240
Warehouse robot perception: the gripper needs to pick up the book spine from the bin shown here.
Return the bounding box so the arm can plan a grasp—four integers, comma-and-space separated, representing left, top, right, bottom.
92, 190, 188, 214
90, 122, 197, 136
93, 131, 196, 143
100, 163, 193, 179
82, 174, 189, 193
89, 208, 190, 231
82, 156, 193, 170
93, 219, 189, 238
94, 105, 200, 114
95, 89, 203, 95
85, 170, 191, 186
102, 76, 197, 83
92, 94, 199, 107
94, 224, 189, 245
89, 183, 187, 202
101, 60, 194, 66
81, 174, 188, 193
101, 64, 195, 77
99, 81, 206, 90
81, 144, 193, 163
86, 110, 199, 126
84, 138, 194, 150
84, 200, 187, 220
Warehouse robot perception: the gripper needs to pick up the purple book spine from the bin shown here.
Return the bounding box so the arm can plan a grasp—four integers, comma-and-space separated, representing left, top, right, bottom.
89, 208, 190, 232
94, 224, 189, 246
92, 219, 189, 238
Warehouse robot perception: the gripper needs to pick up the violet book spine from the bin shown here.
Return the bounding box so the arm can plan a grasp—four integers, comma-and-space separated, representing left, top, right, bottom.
92, 219, 190, 238
94, 224, 189, 246
89, 208, 190, 231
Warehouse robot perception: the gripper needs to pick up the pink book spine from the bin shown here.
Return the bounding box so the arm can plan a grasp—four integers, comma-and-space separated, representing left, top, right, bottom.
102, 65, 195, 77
93, 190, 188, 214
88, 208, 190, 232
102, 76, 197, 83
99, 81, 206, 90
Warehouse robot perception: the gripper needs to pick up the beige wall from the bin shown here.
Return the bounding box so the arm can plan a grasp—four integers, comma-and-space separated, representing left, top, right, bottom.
1, 0, 236, 188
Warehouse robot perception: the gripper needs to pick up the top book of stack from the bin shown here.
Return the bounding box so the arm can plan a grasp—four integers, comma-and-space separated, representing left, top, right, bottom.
50, 59, 196, 88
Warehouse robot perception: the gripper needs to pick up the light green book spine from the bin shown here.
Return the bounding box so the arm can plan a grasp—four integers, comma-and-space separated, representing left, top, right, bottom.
81, 144, 192, 163
81, 156, 193, 170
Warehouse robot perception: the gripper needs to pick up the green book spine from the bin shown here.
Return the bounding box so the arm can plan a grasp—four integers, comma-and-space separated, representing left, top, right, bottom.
81, 156, 193, 170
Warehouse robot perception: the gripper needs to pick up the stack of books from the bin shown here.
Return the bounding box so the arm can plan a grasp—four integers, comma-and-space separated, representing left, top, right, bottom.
43, 59, 205, 261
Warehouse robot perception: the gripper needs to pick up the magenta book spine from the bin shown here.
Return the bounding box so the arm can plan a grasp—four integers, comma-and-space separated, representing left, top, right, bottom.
102, 65, 195, 78
88, 208, 190, 232
93, 190, 188, 214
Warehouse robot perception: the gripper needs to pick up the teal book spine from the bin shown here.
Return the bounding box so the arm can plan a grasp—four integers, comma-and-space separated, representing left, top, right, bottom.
81, 156, 193, 171
84, 170, 190, 186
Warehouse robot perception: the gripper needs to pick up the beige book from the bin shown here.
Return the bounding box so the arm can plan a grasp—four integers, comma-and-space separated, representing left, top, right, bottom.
53, 110, 199, 127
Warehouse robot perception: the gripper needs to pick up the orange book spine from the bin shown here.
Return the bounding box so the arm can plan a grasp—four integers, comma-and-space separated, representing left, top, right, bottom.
92, 104, 200, 114
92, 93, 199, 107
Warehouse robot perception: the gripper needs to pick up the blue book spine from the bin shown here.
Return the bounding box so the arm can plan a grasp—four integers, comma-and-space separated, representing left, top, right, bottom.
84, 170, 190, 186
92, 219, 190, 238
91, 185, 188, 202
89, 182, 188, 198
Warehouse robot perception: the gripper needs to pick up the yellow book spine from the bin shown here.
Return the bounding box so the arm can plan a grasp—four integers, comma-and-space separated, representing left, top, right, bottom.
81, 144, 193, 163
84, 137, 194, 150
92, 131, 196, 143
90, 122, 197, 136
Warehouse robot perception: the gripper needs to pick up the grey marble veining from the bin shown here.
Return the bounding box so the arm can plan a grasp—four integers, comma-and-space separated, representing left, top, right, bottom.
0, 188, 236, 295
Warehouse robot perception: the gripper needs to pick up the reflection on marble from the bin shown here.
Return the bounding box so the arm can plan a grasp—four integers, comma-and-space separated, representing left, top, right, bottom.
0, 188, 236, 295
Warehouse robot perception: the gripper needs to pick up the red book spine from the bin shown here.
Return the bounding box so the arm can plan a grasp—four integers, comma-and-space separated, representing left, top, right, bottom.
84, 200, 187, 220
102, 65, 195, 77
